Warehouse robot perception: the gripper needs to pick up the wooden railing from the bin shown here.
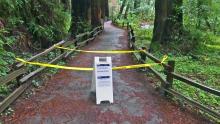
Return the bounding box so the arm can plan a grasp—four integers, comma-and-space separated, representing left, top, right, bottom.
127, 24, 220, 120
0, 26, 103, 113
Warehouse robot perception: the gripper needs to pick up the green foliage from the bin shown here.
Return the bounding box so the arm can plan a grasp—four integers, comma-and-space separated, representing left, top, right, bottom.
0, 0, 72, 76
32, 80, 40, 88
28, 22, 54, 43
0, 0, 72, 47
131, 0, 155, 21
183, 0, 220, 34
115, 13, 153, 48
54, 9, 72, 40
171, 55, 220, 112
0, 34, 16, 76
0, 84, 10, 96
48, 60, 66, 75
23, 0, 71, 45
75, 19, 92, 34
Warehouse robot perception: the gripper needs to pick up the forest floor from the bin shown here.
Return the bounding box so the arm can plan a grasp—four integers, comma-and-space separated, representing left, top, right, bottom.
1, 22, 212, 124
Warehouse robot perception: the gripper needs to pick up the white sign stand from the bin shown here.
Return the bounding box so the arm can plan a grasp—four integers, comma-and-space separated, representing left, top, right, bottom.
92, 57, 113, 104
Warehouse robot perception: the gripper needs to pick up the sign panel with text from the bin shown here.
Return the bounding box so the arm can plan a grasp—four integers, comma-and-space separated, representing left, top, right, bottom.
92, 57, 113, 104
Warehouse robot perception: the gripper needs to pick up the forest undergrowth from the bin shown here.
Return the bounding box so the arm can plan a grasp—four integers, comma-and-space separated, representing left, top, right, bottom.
114, 0, 220, 119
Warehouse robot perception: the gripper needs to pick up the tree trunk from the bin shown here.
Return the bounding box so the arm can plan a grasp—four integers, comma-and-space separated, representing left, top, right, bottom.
91, 0, 102, 27
105, 0, 109, 18
118, 0, 127, 18
61, 0, 71, 12
152, 0, 168, 43
197, 0, 212, 30
152, 0, 183, 44
124, 2, 130, 19
71, 0, 91, 35
163, 0, 183, 41
101, 0, 106, 19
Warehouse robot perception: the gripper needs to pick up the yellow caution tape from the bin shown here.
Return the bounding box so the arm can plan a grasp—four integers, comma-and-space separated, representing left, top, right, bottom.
16, 56, 168, 71
161, 55, 168, 64
16, 58, 93, 71
55, 46, 144, 54
112, 63, 158, 70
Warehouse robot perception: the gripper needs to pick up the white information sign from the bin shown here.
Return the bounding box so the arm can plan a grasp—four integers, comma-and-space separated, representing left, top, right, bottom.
92, 57, 113, 104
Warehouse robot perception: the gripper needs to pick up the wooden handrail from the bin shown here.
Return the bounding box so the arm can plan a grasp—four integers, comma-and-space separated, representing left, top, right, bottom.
76, 32, 90, 39
16, 40, 66, 68
171, 72, 220, 96
129, 27, 220, 96
126, 22, 220, 120
165, 89, 220, 119
0, 67, 27, 85
0, 26, 103, 113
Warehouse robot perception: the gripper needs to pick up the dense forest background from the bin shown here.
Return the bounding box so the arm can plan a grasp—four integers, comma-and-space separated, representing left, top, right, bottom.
0, 0, 219, 120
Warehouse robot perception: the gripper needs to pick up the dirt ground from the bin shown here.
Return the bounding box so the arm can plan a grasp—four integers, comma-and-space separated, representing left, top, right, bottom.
1, 22, 211, 124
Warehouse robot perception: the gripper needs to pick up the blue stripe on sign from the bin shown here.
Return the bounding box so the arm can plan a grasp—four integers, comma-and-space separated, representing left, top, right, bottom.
97, 76, 110, 79
97, 64, 110, 67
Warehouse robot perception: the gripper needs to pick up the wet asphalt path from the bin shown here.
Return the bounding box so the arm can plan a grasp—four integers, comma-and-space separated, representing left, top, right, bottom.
1, 21, 210, 124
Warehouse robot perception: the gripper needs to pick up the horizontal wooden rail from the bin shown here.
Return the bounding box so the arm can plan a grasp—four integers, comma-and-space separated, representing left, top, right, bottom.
171, 72, 220, 96
90, 26, 102, 36
16, 40, 66, 68
76, 32, 90, 39
64, 27, 101, 58
62, 39, 76, 47
0, 67, 27, 85
19, 53, 66, 83
165, 89, 220, 119
77, 37, 96, 48
92, 27, 99, 33
148, 67, 169, 85
0, 80, 31, 113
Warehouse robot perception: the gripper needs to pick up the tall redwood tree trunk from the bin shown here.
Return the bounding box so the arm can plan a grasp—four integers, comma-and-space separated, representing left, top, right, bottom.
101, 0, 106, 20
152, 0, 183, 45
71, 0, 91, 35
118, 0, 127, 18
91, 0, 102, 27
105, 0, 109, 18
124, 2, 130, 19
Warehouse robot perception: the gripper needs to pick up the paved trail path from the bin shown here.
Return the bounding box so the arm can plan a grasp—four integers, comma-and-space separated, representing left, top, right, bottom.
2, 22, 210, 124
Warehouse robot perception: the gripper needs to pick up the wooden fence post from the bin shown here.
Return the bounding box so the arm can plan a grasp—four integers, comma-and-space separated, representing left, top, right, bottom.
131, 29, 135, 40
165, 60, 175, 96
140, 47, 147, 61
74, 38, 78, 46
131, 38, 135, 50
131, 35, 135, 48
127, 22, 129, 30
86, 33, 89, 45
